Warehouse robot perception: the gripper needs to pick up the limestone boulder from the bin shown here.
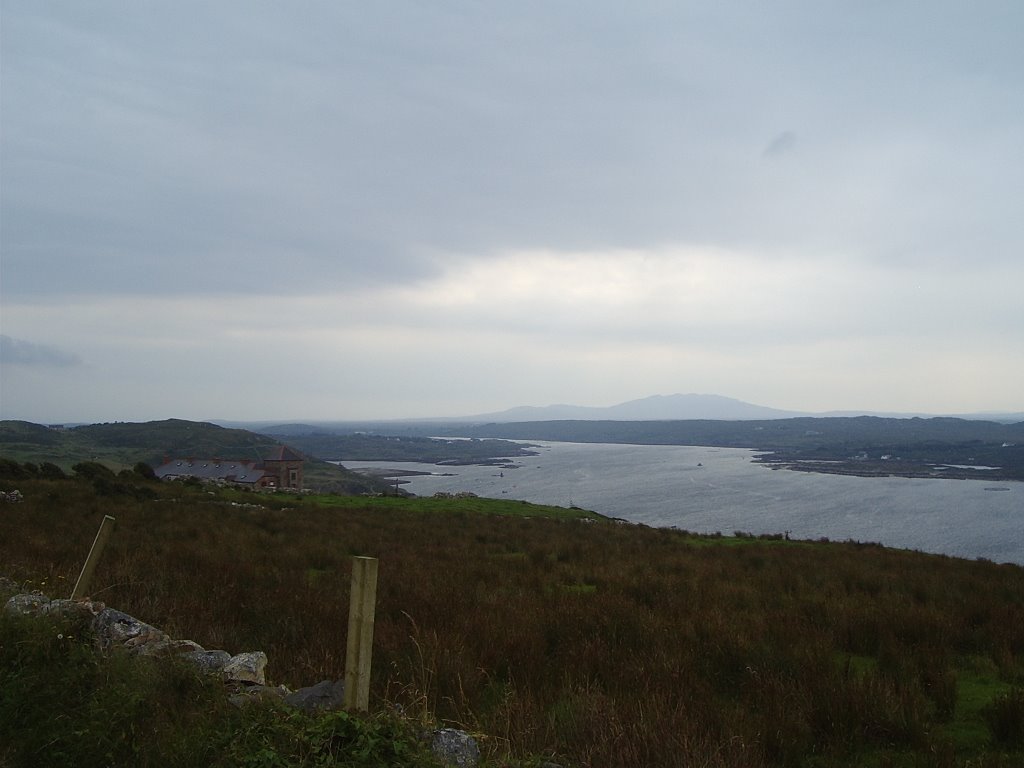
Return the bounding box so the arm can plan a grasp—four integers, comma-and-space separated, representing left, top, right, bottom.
181, 649, 232, 673
135, 637, 205, 658
284, 679, 346, 712
222, 651, 268, 686
6, 593, 104, 622
4, 593, 51, 617
431, 728, 480, 768
91, 608, 167, 650
44, 598, 106, 632
229, 684, 291, 708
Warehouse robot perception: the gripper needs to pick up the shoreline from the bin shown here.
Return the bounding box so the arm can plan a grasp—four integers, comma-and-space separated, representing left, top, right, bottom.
755, 457, 1021, 482
342, 444, 1022, 485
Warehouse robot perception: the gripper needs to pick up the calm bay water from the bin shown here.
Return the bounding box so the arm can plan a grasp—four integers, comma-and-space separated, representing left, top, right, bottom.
341, 441, 1024, 565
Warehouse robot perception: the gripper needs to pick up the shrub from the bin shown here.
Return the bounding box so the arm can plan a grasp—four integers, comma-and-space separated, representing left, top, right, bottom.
72, 461, 117, 481
132, 461, 157, 480
38, 461, 67, 479
0, 457, 32, 479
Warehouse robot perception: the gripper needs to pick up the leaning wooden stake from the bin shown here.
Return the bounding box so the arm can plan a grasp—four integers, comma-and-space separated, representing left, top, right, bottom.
71, 514, 116, 600
344, 556, 379, 711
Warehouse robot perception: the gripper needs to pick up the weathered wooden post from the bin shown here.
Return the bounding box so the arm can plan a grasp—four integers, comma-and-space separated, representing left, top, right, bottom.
344, 556, 379, 711
71, 514, 116, 600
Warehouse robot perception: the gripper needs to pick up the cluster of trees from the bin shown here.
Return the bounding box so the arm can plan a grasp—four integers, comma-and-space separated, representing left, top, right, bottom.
0, 457, 156, 497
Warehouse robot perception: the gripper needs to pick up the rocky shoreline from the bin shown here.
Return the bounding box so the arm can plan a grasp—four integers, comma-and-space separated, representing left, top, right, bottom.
755, 455, 1021, 482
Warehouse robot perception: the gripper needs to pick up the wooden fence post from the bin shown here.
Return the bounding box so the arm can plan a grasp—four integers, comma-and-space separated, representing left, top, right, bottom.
344, 556, 379, 711
71, 514, 116, 600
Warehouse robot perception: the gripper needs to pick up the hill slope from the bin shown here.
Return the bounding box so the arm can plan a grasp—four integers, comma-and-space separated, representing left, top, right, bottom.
0, 419, 389, 494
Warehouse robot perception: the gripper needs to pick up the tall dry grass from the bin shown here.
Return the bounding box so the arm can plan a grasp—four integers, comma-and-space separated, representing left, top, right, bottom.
2, 474, 1023, 767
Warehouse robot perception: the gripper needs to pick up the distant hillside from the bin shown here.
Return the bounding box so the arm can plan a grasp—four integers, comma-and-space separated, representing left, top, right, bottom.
464, 393, 802, 422
0, 419, 281, 469
256, 429, 538, 464
0, 419, 390, 494
232, 414, 1024, 482
460, 415, 1024, 446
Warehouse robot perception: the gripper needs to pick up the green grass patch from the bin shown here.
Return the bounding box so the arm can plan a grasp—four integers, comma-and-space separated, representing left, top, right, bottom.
303, 493, 605, 520
838, 653, 879, 677
559, 583, 598, 595
941, 662, 1015, 752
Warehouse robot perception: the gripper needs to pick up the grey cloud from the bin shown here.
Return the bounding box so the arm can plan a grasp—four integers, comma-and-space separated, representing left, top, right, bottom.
762, 131, 797, 158
2, 1, 1023, 302
0, 335, 82, 367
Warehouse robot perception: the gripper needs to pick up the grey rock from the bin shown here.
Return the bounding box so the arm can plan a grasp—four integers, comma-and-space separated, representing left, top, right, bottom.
92, 608, 165, 650
122, 630, 170, 653
181, 649, 232, 673
135, 638, 205, 658
223, 651, 268, 686
43, 598, 105, 629
229, 684, 291, 708
5, 594, 104, 632
5, 593, 51, 616
431, 728, 480, 768
284, 679, 346, 712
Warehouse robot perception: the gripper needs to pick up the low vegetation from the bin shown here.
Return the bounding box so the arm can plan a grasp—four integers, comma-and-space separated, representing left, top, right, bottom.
2, 463, 1023, 767
0, 609, 440, 767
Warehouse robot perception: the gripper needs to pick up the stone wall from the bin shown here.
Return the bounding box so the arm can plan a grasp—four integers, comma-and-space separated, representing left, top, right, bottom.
3, 584, 482, 767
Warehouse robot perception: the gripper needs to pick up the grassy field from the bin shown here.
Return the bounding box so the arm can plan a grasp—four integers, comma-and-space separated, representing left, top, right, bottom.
2, 464, 1023, 767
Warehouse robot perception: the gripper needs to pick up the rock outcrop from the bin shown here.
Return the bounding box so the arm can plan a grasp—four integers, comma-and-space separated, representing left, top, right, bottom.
5, 591, 275, 694
284, 679, 347, 712
181, 648, 232, 673
431, 728, 482, 768
222, 651, 268, 686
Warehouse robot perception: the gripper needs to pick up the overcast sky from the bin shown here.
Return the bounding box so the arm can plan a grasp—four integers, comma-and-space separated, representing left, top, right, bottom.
2, 1, 1022, 423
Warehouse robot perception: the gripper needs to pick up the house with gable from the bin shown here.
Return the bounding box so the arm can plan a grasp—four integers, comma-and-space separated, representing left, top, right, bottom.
153, 445, 304, 490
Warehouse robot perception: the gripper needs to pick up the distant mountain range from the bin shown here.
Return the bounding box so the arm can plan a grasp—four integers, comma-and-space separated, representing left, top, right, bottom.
462, 394, 802, 422
218, 394, 1022, 432
458, 394, 1022, 424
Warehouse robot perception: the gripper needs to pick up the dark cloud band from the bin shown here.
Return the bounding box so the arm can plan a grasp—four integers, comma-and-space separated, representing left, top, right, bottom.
0, 335, 82, 367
